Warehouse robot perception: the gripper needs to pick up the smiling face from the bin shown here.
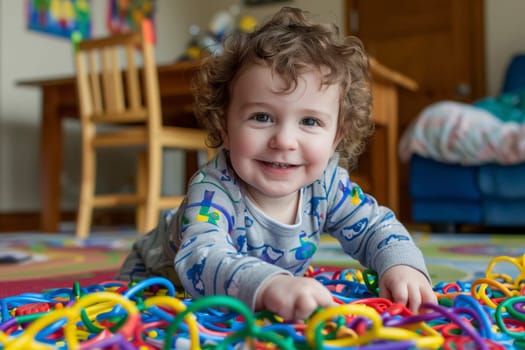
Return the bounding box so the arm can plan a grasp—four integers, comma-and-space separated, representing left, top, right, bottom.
223, 63, 341, 205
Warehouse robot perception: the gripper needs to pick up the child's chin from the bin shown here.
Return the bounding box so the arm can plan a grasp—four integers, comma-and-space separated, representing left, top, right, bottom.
263, 187, 301, 198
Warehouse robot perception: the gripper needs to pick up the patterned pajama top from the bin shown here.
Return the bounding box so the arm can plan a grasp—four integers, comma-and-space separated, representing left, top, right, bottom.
117, 149, 429, 309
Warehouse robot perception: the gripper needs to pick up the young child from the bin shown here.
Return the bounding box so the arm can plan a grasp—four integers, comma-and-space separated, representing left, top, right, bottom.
117, 6, 437, 321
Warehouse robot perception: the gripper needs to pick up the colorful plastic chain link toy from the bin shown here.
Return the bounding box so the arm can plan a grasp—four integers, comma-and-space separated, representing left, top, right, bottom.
1, 254, 525, 349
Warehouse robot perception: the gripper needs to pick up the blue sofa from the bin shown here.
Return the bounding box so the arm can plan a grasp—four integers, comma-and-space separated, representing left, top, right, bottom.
407, 54, 525, 230
410, 155, 525, 228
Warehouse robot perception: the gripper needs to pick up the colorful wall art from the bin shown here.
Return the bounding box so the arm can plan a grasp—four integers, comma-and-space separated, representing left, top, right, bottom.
26, 0, 92, 39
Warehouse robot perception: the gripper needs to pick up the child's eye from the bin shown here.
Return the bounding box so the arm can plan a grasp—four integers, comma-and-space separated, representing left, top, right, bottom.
301, 117, 321, 126
252, 113, 272, 122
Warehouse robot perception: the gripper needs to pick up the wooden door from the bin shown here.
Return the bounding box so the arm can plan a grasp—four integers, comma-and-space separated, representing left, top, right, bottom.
344, 0, 486, 221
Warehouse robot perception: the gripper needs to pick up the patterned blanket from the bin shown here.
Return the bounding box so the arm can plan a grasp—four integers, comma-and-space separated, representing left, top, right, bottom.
399, 98, 525, 165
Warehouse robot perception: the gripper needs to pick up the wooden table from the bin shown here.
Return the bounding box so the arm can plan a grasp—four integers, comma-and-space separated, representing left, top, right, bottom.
17, 59, 415, 232
17, 61, 201, 233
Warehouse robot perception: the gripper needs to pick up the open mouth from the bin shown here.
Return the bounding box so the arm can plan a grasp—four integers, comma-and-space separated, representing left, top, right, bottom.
262, 161, 296, 169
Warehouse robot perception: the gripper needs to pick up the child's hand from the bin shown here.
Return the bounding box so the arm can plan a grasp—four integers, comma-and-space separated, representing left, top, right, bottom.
255, 274, 335, 321
379, 265, 437, 313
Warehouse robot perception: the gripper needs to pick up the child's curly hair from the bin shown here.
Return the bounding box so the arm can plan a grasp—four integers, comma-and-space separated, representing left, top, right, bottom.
192, 6, 374, 170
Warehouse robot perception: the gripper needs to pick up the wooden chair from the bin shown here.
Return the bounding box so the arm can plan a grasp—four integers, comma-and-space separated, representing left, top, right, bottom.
73, 20, 215, 239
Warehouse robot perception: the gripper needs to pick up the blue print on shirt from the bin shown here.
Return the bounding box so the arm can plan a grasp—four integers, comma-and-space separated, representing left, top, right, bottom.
246, 242, 284, 264
236, 234, 247, 252
291, 232, 317, 260
377, 234, 410, 249
244, 215, 254, 228
220, 168, 232, 182
305, 193, 326, 227
341, 217, 368, 242
381, 211, 395, 222
187, 258, 206, 295
180, 236, 198, 249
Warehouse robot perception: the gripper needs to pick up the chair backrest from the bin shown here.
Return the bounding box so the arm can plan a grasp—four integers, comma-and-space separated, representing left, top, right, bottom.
73, 20, 161, 131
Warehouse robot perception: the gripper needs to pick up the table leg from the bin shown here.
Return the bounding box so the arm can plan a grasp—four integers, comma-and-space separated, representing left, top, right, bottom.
39, 87, 63, 232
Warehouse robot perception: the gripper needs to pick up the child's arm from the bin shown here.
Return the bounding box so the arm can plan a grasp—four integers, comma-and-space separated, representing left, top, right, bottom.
378, 265, 437, 313
323, 164, 436, 313
174, 225, 290, 308
255, 274, 335, 321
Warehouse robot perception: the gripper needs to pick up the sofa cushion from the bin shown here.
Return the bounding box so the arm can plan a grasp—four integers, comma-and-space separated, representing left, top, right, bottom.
412, 199, 482, 224
410, 155, 481, 200
483, 198, 525, 226
478, 163, 525, 198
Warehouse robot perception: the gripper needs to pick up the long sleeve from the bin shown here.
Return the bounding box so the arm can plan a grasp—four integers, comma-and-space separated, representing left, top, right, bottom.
321, 163, 429, 280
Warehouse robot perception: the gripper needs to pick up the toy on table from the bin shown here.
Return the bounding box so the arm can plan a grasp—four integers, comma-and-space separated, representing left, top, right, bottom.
1, 254, 524, 349
179, 5, 257, 61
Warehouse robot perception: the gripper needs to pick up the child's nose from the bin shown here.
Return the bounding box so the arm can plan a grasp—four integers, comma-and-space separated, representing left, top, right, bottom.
269, 125, 298, 150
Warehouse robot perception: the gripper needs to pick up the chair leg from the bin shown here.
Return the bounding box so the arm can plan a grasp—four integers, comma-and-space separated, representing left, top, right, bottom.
136, 151, 147, 234
143, 144, 162, 233
76, 146, 96, 240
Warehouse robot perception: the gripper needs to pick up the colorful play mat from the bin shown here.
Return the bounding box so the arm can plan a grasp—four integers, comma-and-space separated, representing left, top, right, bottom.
0, 231, 525, 348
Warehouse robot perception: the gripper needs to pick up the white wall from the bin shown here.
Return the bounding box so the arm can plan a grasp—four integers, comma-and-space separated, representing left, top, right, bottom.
484, 0, 525, 96
1, 0, 523, 215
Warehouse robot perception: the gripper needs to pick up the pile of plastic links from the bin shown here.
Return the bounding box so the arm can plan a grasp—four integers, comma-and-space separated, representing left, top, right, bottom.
1, 254, 525, 349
